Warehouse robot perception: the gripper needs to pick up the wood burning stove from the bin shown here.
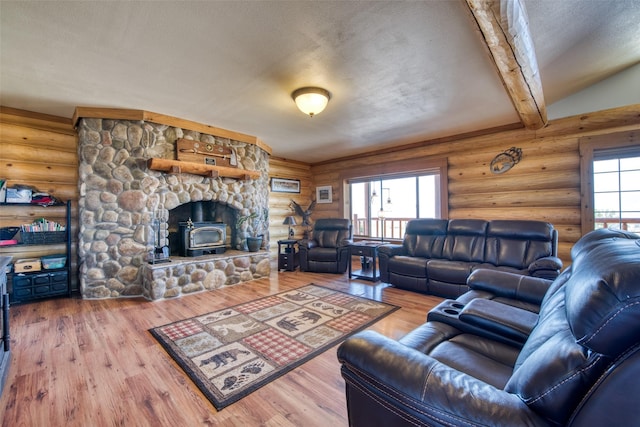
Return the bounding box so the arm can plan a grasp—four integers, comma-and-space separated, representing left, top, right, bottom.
179, 219, 227, 256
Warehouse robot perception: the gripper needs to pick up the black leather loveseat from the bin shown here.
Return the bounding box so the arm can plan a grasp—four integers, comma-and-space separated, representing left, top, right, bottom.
338, 228, 640, 426
378, 219, 561, 298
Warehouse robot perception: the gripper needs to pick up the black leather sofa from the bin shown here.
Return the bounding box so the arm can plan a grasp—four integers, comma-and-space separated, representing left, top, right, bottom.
378, 219, 562, 298
298, 218, 353, 273
337, 228, 640, 426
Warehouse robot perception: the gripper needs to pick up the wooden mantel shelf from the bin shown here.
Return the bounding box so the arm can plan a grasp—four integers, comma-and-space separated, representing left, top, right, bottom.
147, 158, 261, 180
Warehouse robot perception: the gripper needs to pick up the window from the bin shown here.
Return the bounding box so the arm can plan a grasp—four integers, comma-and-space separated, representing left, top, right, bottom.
579, 132, 640, 235
592, 147, 640, 232
349, 172, 442, 240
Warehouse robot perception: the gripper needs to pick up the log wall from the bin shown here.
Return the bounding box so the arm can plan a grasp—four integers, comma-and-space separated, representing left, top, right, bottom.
267, 157, 313, 264
0, 107, 80, 292
310, 105, 640, 266
2, 104, 638, 278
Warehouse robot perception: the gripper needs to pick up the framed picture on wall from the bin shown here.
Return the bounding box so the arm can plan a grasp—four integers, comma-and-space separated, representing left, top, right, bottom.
316, 185, 332, 203
271, 178, 301, 193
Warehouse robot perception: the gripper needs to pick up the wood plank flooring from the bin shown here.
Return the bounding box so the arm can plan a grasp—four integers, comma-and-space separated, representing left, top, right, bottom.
0, 267, 442, 427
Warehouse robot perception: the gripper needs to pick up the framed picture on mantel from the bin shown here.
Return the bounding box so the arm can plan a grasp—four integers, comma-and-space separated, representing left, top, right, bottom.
316, 185, 332, 204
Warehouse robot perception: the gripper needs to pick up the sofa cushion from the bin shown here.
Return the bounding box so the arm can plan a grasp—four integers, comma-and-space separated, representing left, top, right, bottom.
566, 234, 640, 356
441, 219, 487, 262
403, 219, 448, 257
429, 334, 519, 389
471, 263, 527, 276
426, 259, 474, 284
485, 220, 556, 269
399, 322, 520, 389
307, 247, 343, 262
388, 255, 428, 277
310, 218, 351, 248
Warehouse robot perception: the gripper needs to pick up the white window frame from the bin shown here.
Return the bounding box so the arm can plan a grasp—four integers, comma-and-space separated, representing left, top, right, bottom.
579, 131, 640, 235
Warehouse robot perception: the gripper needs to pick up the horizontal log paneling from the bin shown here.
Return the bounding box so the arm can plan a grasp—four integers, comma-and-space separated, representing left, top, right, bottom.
311, 105, 640, 267
268, 157, 313, 263
448, 188, 581, 210
0, 106, 76, 135
0, 203, 69, 225
448, 170, 580, 194
0, 122, 77, 151
1, 160, 78, 184
449, 207, 581, 225
555, 225, 582, 243
0, 107, 79, 292
1, 105, 638, 282
1, 141, 78, 164
557, 243, 572, 266
448, 151, 579, 179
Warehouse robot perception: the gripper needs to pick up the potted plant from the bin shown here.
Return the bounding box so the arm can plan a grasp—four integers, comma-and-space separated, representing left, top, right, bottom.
236, 208, 268, 252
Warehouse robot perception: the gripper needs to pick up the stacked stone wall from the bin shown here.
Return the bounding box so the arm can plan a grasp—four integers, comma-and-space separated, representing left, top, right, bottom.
77, 117, 270, 299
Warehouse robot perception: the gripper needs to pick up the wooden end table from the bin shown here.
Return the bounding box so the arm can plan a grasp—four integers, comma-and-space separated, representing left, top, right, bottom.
348, 241, 385, 282
277, 239, 299, 271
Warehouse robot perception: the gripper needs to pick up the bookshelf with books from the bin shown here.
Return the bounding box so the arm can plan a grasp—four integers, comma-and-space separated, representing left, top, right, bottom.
0, 200, 72, 304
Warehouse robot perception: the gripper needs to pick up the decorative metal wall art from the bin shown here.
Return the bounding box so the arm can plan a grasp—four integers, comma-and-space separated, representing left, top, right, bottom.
490, 147, 522, 174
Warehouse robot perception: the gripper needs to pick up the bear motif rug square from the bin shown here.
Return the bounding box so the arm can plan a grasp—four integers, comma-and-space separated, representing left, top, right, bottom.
149, 283, 399, 410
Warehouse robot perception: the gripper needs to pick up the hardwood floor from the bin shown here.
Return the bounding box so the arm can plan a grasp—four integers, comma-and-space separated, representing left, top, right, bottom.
0, 267, 442, 427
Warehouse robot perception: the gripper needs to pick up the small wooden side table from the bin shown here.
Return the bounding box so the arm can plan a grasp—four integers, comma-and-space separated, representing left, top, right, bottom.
348, 241, 385, 282
277, 239, 299, 271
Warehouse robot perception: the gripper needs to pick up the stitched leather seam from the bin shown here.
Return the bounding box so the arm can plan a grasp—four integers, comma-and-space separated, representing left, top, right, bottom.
421, 362, 435, 401
526, 356, 602, 404
581, 301, 640, 346
516, 274, 525, 299
344, 379, 426, 427
566, 344, 640, 423
344, 363, 477, 427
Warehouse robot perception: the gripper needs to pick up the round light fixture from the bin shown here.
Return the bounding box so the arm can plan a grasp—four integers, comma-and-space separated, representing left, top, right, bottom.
291, 87, 331, 117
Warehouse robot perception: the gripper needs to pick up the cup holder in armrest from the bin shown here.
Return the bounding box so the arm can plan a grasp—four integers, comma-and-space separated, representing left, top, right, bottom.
427, 298, 535, 347
427, 300, 466, 325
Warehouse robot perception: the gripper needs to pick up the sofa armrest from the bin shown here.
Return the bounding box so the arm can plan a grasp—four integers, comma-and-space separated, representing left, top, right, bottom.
337, 330, 546, 426
377, 244, 404, 282
458, 298, 538, 343
377, 244, 404, 257
528, 256, 563, 279
467, 269, 553, 307
339, 238, 353, 247
297, 239, 317, 250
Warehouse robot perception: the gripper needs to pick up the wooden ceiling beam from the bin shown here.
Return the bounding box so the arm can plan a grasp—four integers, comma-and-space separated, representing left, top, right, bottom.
465, 0, 547, 130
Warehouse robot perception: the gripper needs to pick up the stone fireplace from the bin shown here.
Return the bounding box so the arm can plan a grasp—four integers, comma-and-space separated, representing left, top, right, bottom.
75, 110, 271, 300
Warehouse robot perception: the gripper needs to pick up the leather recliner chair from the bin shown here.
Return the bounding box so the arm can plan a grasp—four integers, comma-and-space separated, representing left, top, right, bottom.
298, 218, 352, 273
337, 228, 640, 426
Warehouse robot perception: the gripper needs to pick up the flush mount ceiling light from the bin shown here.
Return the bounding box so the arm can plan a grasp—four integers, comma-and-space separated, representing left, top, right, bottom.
291, 87, 331, 117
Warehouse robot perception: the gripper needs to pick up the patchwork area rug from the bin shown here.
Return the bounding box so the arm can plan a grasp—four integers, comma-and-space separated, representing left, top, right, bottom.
150, 283, 399, 410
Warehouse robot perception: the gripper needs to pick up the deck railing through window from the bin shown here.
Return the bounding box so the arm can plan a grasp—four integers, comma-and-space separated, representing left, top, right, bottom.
596, 218, 640, 233
352, 215, 414, 241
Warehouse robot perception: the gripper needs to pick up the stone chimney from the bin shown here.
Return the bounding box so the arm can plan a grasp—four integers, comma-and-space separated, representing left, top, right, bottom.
76, 114, 270, 300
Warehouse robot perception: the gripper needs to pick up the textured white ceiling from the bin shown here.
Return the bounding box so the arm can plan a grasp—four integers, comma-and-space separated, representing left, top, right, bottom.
1, 1, 639, 163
